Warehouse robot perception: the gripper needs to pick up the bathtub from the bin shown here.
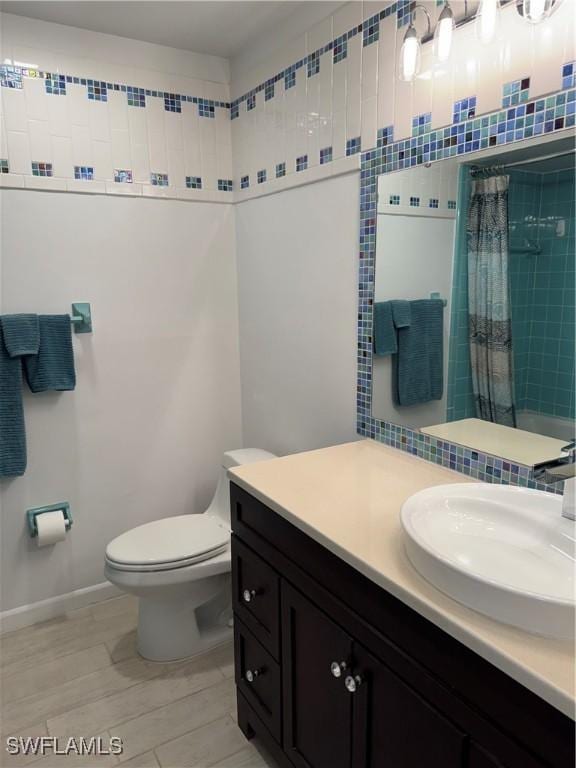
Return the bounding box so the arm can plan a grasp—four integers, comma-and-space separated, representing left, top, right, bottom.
516, 410, 575, 442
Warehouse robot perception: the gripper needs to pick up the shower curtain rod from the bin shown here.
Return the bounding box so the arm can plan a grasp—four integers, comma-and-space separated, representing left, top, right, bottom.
470, 149, 575, 175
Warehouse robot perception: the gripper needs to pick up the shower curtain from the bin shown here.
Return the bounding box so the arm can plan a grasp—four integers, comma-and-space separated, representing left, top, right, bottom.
467, 175, 516, 427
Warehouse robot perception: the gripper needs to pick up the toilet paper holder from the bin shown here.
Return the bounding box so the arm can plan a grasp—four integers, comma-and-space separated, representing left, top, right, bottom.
27, 502, 73, 538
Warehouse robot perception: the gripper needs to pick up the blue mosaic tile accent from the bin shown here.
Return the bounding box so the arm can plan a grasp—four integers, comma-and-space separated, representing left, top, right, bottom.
87, 80, 107, 101
346, 136, 361, 156
412, 112, 432, 136
453, 96, 476, 123
285, 68, 296, 90
307, 53, 320, 78
429, 198, 439, 208
127, 86, 145, 108
164, 93, 181, 113
231, 103, 240, 120
333, 35, 348, 64
31, 162, 53, 177
218, 179, 233, 192
186, 176, 202, 189
265, 80, 275, 101
114, 169, 132, 183
562, 61, 575, 90
320, 146, 333, 165
377, 126, 394, 147
296, 155, 308, 172
389, 194, 400, 205
74, 165, 94, 180
356, 87, 573, 492
150, 172, 168, 186
247, 94, 256, 111
409, 196, 420, 207
363, 14, 380, 46
447, 199, 457, 209
45, 73, 66, 96
396, 0, 413, 28
240, 175, 250, 189
0, 65, 23, 89
276, 162, 286, 178
257, 169, 267, 184
198, 99, 215, 118
0, 159, 9, 173
502, 77, 530, 107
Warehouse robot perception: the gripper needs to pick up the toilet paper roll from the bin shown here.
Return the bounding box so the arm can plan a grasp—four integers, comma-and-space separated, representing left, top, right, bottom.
35, 510, 67, 547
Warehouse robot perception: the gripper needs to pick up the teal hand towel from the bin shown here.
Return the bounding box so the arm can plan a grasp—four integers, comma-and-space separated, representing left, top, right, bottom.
394, 299, 444, 406
0, 320, 27, 477
24, 315, 76, 393
373, 301, 397, 356
1, 314, 40, 357
390, 300, 411, 329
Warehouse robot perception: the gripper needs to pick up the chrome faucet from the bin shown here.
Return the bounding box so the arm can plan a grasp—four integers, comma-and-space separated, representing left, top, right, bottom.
533, 440, 576, 521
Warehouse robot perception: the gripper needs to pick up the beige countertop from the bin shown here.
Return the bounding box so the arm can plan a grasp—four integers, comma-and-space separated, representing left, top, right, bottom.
421, 418, 567, 466
229, 439, 575, 719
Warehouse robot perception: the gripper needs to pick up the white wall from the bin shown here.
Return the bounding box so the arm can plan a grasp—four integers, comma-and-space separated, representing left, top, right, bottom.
235, 173, 358, 455
0, 191, 242, 614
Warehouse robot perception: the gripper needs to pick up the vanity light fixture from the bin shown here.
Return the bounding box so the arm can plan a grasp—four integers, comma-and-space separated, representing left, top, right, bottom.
398, 5, 431, 82
434, 2, 455, 62
516, 0, 564, 22
476, 0, 500, 44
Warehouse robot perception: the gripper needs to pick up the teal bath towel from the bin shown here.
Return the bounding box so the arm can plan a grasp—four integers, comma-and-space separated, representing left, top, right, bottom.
394, 299, 444, 406
24, 315, 76, 393
0, 320, 28, 477
1, 314, 40, 357
390, 300, 411, 329
373, 301, 397, 356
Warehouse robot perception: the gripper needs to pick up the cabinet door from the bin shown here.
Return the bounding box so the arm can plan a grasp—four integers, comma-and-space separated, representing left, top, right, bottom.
282, 582, 353, 768
351, 643, 467, 768
468, 743, 507, 768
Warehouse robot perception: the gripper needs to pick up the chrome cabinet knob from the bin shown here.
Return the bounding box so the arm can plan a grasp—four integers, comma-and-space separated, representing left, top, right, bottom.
243, 589, 256, 603
245, 668, 261, 683
330, 661, 347, 678
344, 675, 363, 693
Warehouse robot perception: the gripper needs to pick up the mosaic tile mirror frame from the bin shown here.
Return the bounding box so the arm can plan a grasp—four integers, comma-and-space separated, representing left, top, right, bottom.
356, 82, 575, 493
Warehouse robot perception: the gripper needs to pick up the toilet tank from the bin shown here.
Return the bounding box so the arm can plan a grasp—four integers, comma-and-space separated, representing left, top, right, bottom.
206, 449, 277, 525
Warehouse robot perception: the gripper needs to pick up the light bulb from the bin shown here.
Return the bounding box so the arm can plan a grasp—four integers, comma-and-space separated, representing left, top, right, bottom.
476, 0, 500, 44
522, 0, 551, 22
399, 24, 421, 81
435, 4, 455, 62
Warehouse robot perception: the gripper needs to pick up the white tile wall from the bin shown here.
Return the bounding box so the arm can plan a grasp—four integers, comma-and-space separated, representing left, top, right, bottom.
230, 0, 575, 199
0, 12, 233, 201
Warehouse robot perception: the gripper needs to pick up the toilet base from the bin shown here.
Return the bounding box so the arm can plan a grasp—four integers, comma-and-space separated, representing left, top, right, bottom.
136, 575, 233, 662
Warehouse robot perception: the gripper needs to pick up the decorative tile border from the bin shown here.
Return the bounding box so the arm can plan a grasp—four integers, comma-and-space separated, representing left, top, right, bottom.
502, 77, 530, 107
114, 169, 132, 183
357, 85, 575, 491
74, 166, 94, 180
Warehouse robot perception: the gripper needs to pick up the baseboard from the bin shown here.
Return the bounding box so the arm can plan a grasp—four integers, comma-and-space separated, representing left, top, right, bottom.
0, 581, 122, 635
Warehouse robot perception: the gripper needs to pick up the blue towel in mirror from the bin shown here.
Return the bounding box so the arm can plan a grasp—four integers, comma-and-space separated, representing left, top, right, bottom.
393, 299, 444, 406
373, 302, 397, 356
24, 315, 76, 393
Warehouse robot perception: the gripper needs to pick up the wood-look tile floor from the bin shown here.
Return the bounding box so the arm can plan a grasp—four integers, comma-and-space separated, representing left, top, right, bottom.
1, 596, 277, 768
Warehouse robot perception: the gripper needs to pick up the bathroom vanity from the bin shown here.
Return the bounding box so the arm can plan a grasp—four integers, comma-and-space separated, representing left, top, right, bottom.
229, 441, 575, 768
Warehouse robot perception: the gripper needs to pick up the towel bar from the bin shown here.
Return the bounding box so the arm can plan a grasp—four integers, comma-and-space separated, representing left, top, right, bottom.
70, 303, 92, 333
429, 292, 448, 307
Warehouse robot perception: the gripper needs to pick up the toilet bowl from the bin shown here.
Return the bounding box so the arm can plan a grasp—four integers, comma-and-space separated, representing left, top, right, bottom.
105, 448, 276, 661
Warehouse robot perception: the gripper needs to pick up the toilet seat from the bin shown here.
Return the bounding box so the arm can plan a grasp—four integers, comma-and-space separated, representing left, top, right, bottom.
105, 514, 229, 573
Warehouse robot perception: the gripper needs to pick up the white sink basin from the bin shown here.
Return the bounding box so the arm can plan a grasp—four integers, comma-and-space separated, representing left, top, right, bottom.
401, 484, 575, 639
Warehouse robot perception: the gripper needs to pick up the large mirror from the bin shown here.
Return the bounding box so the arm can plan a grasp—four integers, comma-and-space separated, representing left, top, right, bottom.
372, 135, 575, 465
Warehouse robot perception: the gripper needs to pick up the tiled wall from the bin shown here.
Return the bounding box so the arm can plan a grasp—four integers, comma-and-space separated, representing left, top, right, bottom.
0, 13, 233, 201
230, 0, 575, 200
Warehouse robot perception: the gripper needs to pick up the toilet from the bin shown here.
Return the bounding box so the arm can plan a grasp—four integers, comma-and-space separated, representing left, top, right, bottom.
105, 448, 276, 662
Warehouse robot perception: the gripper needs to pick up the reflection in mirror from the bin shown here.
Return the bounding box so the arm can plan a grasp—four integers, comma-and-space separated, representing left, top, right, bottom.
372, 136, 575, 465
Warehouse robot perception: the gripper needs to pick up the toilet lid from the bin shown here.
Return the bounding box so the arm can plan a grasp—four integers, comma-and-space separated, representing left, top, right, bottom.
105, 515, 229, 571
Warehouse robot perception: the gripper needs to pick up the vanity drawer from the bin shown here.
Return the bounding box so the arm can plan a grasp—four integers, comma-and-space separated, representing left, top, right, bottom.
234, 617, 281, 743
232, 536, 280, 659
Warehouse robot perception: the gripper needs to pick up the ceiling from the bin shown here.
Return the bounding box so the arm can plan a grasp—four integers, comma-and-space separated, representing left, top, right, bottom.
0, 1, 327, 59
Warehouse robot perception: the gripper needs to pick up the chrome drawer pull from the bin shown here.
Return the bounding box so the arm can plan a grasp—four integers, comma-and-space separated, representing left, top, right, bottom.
330, 661, 347, 678
243, 589, 257, 603
345, 675, 363, 693
245, 668, 262, 683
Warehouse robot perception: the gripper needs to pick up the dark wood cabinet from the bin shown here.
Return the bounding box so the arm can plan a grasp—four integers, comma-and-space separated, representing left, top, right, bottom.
231, 483, 574, 768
